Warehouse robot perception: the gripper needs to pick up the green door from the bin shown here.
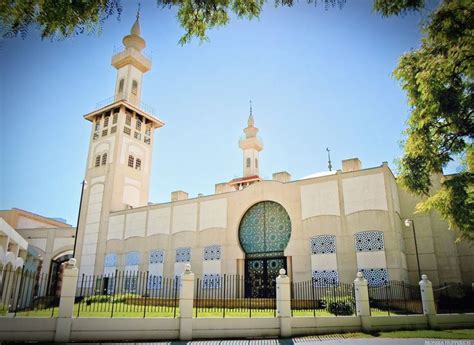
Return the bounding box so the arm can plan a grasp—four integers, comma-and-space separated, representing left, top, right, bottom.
239, 201, 291, 297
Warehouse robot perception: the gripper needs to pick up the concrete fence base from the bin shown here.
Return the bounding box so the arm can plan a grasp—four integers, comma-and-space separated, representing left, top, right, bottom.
1, 314, 474, 342
1, 263, 473, 342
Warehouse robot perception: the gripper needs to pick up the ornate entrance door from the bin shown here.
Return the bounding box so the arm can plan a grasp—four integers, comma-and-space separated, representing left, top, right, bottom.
245, 257, 287, 298
239, 201, 291, 298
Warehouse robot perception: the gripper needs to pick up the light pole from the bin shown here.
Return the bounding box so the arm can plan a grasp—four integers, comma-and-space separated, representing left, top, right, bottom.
72, 180, 87, 258
405, 218, 421, 280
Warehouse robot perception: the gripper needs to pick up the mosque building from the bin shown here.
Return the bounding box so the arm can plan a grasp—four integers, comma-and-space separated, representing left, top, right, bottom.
3, 16, 472, 299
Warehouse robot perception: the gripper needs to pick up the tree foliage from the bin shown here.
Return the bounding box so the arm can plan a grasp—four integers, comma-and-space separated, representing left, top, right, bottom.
394, 0, 473, 240
0, 0, 351, 43
0, 0, 121, 39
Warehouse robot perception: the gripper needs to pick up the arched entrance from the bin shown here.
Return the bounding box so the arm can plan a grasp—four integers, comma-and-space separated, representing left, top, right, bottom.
49, 252, 73, 296
239, 201, 291, 298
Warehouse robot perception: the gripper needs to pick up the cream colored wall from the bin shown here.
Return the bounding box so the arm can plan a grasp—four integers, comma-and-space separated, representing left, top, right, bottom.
16, 227, 74, 276
77, 110, 470, 286
95, 165, 414, 285
16, 216, 54, 229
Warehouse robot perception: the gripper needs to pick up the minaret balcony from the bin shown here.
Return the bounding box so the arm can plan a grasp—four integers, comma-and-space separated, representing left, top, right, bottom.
95, 93, 156, 115
111, 47, 151, 73
239, 136, 263, 151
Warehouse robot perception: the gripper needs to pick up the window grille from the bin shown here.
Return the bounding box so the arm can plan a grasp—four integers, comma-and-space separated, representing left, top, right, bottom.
135, 158, 142, 170
102, 153, 107, 165
134, 132, 141, 140
123, 127, 131, 135
102, 129, 108, 137
128, 155, 134, 168
95, 155, 101, 167
110, 126, 117, 134
144, 137, 151, 145
131, 80, 138, 95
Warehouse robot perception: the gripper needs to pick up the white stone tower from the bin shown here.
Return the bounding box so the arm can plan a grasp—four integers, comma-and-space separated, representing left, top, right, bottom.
74, 16, 164, 277
112, 13, 150, 106
239, 103, 263, 177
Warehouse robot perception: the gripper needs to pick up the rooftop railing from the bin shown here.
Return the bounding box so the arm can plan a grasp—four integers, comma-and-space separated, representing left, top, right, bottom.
95, 93, 156, 115
112, 46, 152, 60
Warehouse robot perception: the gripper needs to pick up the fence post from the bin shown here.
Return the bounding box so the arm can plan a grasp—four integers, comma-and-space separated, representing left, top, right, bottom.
354, 272, 371, 332
419, 274, 438, 329
179, 264, 194, 341
54, 258, 78, 342
276, 268, 292, 338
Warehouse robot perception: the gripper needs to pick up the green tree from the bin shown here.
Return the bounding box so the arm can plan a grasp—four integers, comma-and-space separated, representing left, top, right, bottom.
393, 0, 473, 241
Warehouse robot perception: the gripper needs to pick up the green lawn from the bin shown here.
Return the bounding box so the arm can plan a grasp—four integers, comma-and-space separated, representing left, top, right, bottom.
15, 303, 418, 318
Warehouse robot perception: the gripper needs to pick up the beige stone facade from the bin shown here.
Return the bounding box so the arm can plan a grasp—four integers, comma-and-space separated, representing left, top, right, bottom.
0, 208, 75, 275
68, 19, 474, 289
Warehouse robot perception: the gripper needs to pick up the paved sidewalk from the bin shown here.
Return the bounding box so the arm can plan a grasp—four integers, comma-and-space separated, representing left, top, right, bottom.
70, 338, 473, 345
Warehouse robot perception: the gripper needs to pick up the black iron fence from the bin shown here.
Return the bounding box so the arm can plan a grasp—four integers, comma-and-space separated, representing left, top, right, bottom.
194, 274, 276, 317
0, 268, 57, 316
368, 280, 423, 315
6, 266, 474, 319
291, 280, 355, 317
433, 282, 474, 314
75, 271, 179, 317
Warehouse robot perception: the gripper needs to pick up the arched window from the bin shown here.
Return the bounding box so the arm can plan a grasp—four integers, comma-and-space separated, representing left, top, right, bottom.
95, 155, 101, 167
131, 80, 138, 95
101, 153, 107, 166
246, 157, 251, 168
128, 155, 134, 168
255, 158, 258, 169
118, 78, 124, 95
135, 158, 142, 170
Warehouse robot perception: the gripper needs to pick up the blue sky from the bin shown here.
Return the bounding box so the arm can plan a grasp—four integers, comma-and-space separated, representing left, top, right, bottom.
0, 1, 430, 225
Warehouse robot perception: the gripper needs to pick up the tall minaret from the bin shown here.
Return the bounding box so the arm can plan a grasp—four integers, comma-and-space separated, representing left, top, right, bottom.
74, 16, 164, 277
239, 102, 263, 177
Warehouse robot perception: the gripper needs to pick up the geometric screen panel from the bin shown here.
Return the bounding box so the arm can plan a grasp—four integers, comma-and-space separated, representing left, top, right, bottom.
312, 270, 339, 286
310, 235, 336, 254
361, 268, 389, 287
355, 231, 384, 252
176, 247, 191, 263
202, 274, 221, 289
149, 250, 164, 264
203, 245, 221, 261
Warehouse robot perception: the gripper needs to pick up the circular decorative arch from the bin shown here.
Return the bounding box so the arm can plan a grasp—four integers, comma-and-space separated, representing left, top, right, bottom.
239, 201, 291, 256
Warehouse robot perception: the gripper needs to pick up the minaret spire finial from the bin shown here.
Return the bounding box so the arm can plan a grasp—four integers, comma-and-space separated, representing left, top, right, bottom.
136, 2, 141, 21
326, 147, 333, 171
247, 100, 255, 127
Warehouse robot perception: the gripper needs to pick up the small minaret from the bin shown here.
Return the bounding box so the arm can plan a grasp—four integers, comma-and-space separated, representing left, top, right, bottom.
112, 10, 151, 106
239, 102, 263, 177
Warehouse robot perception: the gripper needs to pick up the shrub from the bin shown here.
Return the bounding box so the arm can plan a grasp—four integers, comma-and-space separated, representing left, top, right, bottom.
84, 295, 111, 304
328, 301, 354, 315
